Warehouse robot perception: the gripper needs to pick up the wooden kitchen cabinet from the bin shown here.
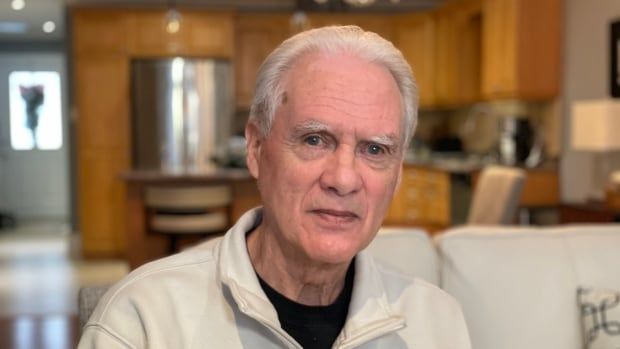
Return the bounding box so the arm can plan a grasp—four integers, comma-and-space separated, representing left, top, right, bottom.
72, 10, 128, 55
434, 0, 483, 107
518, 167, 559, 207
393, 14, 437, 108
74, 55, 130, 149
73, 48, 130, 257
234, 14, 292, 109
481, 0, 562, 100
126, 10, 234, 57
384, 166, 451, 233
308, 14, 395, 42
78, 149, 129, 256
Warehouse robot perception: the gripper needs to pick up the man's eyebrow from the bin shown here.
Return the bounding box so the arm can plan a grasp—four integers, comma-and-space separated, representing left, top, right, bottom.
292, 120, 330, 134
369, 134, 399, 148
292, 121, 400, 149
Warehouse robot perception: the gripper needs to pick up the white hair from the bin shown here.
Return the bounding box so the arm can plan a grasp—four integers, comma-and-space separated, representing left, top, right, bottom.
248, 25, 418, 149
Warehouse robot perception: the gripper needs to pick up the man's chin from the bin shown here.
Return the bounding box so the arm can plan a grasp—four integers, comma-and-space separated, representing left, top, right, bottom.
302, 239, 360, 266
308, 252, 355, 266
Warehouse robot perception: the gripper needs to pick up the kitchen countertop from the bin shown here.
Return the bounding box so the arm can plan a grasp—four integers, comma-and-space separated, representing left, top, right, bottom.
404, 152, 559, 174
120, 168, 252, 184
121, 151, 559, 184
405, 151, 492, 173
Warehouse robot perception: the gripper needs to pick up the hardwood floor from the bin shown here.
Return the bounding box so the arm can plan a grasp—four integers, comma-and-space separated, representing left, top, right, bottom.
0, 315, 79, 349
0, 221, 129, 349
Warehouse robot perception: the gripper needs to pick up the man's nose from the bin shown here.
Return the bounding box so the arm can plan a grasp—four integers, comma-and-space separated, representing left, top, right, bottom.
319, 146, 362, 196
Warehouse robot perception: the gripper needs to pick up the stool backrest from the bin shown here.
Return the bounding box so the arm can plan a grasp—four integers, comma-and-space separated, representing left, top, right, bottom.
467, 166, 525, 225
145, 186, 232, 210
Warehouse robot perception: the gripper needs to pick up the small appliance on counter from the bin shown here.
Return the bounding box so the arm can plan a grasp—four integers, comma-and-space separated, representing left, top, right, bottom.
131, 57, 233, 173
496, 116, 543, 167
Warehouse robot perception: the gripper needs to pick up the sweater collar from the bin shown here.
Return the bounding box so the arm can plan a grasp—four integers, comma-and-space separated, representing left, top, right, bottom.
216, 207, 405, 346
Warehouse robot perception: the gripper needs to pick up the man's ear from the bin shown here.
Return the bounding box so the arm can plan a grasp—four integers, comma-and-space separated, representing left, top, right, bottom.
245, 121, 263, 179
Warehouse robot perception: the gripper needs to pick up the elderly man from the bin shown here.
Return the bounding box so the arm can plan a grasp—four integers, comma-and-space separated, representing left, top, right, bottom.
79, 26, 471, 349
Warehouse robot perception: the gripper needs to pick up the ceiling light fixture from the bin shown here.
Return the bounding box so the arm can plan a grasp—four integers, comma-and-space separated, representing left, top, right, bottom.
290, 10, 310, 33
313, 0, 376, 7
165, 0, 182, 34
11, 0, 25, 11
42, 21, 56, 33
344, 0, 375, 6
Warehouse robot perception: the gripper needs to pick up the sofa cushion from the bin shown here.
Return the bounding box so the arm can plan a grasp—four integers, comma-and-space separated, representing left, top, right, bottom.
436, 225, 620, 349
365, 227, 439, 285
578, 287, 620, 349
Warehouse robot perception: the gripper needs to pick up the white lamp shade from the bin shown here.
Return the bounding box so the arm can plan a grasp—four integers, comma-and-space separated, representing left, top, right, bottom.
571, 99, 620, 151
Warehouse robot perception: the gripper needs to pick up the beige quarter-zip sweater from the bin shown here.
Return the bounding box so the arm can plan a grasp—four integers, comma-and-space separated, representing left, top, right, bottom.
79, 208, 471, 349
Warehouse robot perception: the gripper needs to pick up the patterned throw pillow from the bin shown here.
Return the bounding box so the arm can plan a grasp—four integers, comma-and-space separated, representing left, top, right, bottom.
578, 287, 620, 349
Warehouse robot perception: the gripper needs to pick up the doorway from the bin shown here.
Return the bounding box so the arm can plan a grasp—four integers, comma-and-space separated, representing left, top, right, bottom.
0, 52, 69, 225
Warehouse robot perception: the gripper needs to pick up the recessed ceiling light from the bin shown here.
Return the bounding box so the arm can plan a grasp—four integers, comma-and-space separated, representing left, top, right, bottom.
42, 21, 56, 33
11, 0, 25, 11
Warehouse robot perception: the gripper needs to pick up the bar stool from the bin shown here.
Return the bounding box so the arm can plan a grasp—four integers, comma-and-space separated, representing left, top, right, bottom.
145, 185, 232, 253
468, 166, 525, 225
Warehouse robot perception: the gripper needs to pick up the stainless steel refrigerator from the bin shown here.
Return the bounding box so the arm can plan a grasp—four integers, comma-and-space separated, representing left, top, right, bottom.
131, 58, 233, 173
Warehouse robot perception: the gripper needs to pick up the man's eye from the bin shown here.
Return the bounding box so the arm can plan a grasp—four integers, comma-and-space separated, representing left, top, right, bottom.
304, 135, 322, 146
367, 144, 385, 155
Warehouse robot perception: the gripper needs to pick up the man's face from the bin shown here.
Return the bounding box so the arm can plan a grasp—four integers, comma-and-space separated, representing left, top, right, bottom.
246, 52, 404, 266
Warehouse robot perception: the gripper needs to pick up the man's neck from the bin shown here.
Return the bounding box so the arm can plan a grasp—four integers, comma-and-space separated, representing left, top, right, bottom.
246, 224, 351, 306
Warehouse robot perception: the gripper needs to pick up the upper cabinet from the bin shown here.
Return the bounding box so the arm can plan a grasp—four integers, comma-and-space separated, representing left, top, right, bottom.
72, 8, 234, 58
393, 14, 437, 108
308, 14, 395, 42
233, 13, 399, 110
234, 14, 291, 109
481, 0, 562, 100
434, 0, 483, 107
233, 1, 561, 108
72, 10, 129, 55
126, 10, 234, 57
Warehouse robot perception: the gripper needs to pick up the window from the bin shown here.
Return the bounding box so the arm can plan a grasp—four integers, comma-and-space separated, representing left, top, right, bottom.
8, 71, 62, 150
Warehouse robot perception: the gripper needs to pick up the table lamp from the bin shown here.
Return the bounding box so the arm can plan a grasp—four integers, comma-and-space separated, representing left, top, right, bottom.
571, 99, 620, 200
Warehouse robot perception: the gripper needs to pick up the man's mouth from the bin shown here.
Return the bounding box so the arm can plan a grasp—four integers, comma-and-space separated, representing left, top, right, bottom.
311, 209, 359, 221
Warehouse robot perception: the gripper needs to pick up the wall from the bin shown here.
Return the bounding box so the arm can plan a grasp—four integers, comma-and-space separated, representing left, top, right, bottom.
561, 0, 620, 202
0, 51, 69, 221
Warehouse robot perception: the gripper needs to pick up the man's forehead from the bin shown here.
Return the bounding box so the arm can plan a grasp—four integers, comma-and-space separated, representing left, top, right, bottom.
284, 51, 399, 94
273, 51, 405, 143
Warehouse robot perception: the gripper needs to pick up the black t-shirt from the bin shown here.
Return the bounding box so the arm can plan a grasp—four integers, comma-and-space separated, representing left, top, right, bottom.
257, 262, 355, 349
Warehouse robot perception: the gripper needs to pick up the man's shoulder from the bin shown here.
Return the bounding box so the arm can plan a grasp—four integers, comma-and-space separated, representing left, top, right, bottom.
124, 237, 220, 285
81, 238, 225, 347
90, 238, 222, 320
